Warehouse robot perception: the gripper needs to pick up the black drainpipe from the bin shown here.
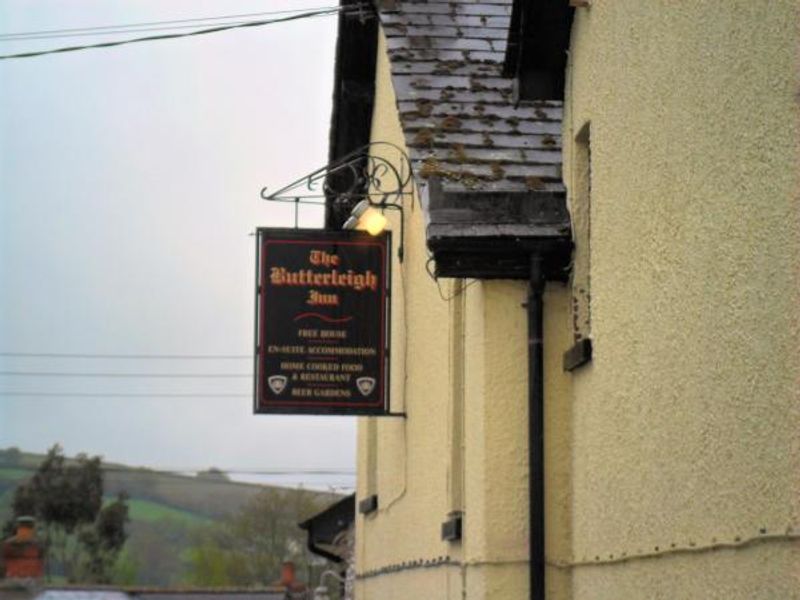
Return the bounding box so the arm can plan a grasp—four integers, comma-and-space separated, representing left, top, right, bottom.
527, 253, 545, 600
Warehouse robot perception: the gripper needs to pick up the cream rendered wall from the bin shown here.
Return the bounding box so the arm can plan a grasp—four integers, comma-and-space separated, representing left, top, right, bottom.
562, 2, 800, 597
355, 30, 578, 600
461, 279, 529, 600
355, 30, 464, 599
461, 281, 574, 600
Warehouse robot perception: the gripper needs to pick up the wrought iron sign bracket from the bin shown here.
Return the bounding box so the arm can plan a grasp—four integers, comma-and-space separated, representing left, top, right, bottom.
260, 142, 414, 261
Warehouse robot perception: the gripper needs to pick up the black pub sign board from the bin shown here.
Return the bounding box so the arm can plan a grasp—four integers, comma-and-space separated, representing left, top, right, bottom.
254, 228, 391, 415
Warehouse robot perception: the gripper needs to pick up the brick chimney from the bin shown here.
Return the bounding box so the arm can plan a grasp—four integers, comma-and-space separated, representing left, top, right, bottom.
279, 561, 297, 587
276, 560, 308, 596
2, 517, 44, 579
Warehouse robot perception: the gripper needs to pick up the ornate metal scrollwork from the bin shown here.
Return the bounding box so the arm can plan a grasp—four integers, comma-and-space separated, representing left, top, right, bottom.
260, 141, 414, 216
260, 142, 413, 260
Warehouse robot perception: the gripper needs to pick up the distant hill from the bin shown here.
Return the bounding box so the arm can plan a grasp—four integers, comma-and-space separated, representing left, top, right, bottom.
0, 447, 342, 586
0, 447, 339, 523
102, 466, 271, 519
0, 449, 256, 524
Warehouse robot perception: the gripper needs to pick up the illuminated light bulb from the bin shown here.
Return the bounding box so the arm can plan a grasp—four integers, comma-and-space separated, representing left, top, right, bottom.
357, 208, 388, 236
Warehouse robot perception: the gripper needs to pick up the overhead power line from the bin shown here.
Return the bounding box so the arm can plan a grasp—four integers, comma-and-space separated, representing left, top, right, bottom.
0, 20, 301, 43
0, 371, 251, 378
0, 392, 251, 398
0, 6, 366, 61
0, 464, 354, 476
0, 9, 357, 43
0, 6, 341, 39
0, 352, 251, 359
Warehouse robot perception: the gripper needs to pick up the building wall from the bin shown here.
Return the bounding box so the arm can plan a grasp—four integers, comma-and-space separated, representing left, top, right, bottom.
354, 31, 578, 600
562, 1, 800, 597
355, 29, 461, 599
356, 3, 800, 598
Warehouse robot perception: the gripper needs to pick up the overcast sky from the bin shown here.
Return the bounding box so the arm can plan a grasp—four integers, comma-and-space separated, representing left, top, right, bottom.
0, 1, 356, 491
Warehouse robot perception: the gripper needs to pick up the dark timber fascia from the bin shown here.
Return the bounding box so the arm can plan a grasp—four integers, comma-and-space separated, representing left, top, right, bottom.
325, 0, 379, 229
425, 177, 572, 280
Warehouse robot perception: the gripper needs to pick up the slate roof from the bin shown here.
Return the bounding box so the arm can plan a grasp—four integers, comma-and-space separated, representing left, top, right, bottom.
379, 0, 565, 195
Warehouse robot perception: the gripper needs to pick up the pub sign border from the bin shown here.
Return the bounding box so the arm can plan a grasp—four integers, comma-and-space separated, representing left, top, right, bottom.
253, 227, 391, 415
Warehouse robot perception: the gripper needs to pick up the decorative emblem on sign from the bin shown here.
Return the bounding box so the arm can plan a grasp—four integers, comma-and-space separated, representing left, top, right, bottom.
267, 375, 288, 395
356, 377, 376, 397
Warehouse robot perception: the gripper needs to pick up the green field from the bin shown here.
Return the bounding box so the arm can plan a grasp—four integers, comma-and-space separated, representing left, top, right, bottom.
0, 461, 213, 529
0, 467, 31, 479
124, 498, 212, 526
0, 448, 339, 527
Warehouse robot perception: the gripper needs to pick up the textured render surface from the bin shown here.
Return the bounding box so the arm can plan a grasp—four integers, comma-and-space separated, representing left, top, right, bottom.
355, 29, 460, 599
379, 0, 565, 195
358, 564, 464, 600
355, 27, 572, 600
562, 0, 800, 594
461, 280, 575, 600
542, 284, 576, 599
572, 541, 800, 600
462, 279, 529, 600
471, 281, 528, 560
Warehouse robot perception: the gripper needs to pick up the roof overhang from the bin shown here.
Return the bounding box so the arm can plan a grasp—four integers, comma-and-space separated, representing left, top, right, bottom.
298, 494, 355, 563
324, 0, 574, 282
425, 178, 572, 280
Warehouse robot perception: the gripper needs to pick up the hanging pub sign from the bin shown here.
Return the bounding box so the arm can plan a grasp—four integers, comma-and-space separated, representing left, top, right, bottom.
254, 228, 391, 415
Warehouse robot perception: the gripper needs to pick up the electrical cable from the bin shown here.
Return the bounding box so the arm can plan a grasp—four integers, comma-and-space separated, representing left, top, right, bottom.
0, 476, 354, 490
0, 466, 356, 491
0, 20, 298, 42
0, 371, 251, 378
0, 464, 354, 476
0, 6, 367, 61
0, 392, 251, 398
0, 11, 347, 43
425, 256, 478, 301
0, 6, 341, 39
0, 352, 251, 359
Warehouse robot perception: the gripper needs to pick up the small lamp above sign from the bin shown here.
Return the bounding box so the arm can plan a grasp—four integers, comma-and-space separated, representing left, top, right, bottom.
343, 199, 403, 261
260, 141, 412, 262
343, 200, 389, 236
362, 211, 388, 236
